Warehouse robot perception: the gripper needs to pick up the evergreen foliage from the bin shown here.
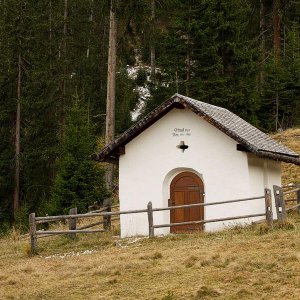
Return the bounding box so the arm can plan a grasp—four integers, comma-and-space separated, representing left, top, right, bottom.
259, 58, 300, 131
0, 0, 299, 228
141, 0, 300, 130
116, 67, 139, 134
51, 97, 109, 214
142, 0, 260, 124
0, 0, 140, 225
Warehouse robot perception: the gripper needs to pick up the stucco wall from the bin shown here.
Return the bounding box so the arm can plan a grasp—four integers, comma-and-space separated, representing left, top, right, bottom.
119, 108, 281, 237
247, 154, 281, 219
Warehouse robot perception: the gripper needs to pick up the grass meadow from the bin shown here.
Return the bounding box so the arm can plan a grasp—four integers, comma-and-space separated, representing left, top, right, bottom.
0, 128, 299, 300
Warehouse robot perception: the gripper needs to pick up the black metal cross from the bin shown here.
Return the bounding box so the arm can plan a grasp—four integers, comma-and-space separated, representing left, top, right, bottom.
176, 141, 189, 152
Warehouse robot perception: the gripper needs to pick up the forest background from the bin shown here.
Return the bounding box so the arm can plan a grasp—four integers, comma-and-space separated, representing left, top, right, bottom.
0, 0, 299, 231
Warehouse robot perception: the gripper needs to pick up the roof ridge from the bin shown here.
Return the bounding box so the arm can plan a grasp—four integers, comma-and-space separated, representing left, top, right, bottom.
95, 94, 299, 165
176, 94, 298, 157
174, 93, 226, 111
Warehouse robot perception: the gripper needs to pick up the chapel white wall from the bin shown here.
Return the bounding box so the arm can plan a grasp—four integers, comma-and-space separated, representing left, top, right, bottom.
247, 154, 281, 219
119, 108, 281, 237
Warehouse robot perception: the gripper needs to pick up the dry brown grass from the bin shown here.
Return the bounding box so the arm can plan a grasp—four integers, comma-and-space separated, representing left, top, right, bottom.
272, 127, 300, 185
1, 128, 299, 300
1, 218, 300, 300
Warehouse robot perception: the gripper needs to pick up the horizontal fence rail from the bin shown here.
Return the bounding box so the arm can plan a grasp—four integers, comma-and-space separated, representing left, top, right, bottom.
29, 185, 300, 255
87, 204, 119, 214
285, 198, 298, 202
273, 184, 300, 218
147, 188, 273, 237
36, 229, 106, 235
28, 199, 118, 254
153, 213, 267, 229
152, 195, 265, 212
282, 184, 298, 189
286, 203, 300, 212
283, 188, 300, 195
35, 209, 147, 224
77, 217, 119, 231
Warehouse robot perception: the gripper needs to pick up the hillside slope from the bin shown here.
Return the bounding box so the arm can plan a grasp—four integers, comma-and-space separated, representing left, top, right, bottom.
1, 128, 300, 300
2, 223, 300, 300
272, 127, 300, 185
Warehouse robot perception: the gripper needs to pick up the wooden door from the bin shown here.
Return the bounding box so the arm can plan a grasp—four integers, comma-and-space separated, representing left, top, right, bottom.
170, 172, 204, 233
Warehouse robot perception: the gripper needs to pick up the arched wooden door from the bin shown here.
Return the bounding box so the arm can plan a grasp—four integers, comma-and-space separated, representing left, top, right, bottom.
169, 172, 204, 233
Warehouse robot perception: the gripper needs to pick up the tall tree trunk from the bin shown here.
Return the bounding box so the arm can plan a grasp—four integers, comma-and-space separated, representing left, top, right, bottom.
175, 70, 179, 93
259, 0, 266, 86
185, 4, 191, 96
63, 0, 67, 97
150, 0, 155, 80
49, 0, 53, 68
283, 24, 286, 59
13, 54, 21, 220
86, 0, 94, 58
275, 92, 279, 130
105, 0, 117, 189
273, 0, 281, 131
49, 0, 52, 42
273, 0, 281, 59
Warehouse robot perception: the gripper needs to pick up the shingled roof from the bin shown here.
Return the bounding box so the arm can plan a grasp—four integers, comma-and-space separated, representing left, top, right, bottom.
95, 94, 300, 165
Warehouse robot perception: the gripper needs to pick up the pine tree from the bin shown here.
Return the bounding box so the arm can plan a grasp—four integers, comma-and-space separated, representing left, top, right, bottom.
51, 96, 109, 214
0, 0, 139, 226
143, 0, 260, 124
257, 0, 300, 131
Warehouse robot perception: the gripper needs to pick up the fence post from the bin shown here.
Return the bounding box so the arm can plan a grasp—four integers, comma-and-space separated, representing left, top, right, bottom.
296, 184, 300, 215
29, 213, 37, 256
103, 198, 112, 231
147, 201, 154, 238
69, 207, 77, 239
264, 188, 273, 228
273, 185, 286, 221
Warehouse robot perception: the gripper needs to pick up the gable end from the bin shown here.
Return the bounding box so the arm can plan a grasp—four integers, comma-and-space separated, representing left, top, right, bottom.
95, 94, 300, 166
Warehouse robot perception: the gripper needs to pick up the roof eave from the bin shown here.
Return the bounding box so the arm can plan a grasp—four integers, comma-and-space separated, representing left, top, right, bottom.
182, 100, 259, 154
255, 151, 300, 165
95, 95, 182, 161
94, 94, 300, 166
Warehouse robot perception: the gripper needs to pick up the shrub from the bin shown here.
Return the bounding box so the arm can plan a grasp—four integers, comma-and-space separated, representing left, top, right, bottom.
51, 97, 109, 215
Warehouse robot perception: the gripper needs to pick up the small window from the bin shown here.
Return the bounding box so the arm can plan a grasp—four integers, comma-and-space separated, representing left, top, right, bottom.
176, 141, 189, 152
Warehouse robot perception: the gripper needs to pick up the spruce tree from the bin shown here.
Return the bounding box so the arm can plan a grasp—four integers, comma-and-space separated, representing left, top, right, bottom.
142, 0, 260, 125
51, 96, 109, 214
257, 0, 300, 131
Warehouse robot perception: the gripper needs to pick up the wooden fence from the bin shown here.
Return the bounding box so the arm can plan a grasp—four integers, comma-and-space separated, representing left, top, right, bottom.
147, 189, 273, 237
273, 184, 300, 221
28, 188, 276, 255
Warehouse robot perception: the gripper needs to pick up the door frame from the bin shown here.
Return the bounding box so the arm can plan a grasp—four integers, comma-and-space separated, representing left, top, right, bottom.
169, 171, 205, 233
